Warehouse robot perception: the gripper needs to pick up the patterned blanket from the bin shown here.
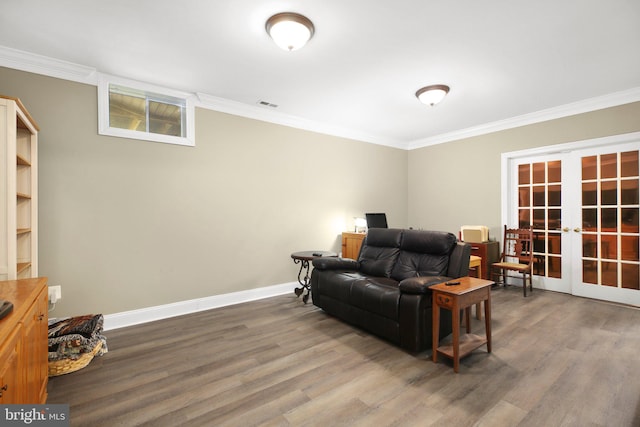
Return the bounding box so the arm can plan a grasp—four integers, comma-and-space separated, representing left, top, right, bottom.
48, 314, 108, 361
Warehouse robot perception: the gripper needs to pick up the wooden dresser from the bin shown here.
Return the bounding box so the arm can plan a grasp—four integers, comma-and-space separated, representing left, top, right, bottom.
467, 241, 500, 280
341, 232, 366, 260
0, 277, 48, 404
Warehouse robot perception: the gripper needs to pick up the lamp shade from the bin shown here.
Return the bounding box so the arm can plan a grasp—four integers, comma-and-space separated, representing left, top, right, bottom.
266, 12, 315, 51
416, 85, 450, 106
354, 217, 367, 232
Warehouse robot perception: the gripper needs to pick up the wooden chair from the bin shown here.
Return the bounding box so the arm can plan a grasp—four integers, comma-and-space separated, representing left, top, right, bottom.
491, 225, 534, 296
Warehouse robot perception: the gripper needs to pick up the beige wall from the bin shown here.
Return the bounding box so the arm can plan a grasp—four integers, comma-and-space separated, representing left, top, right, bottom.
0, 67, 408, 317
407, 102, 640, 240
2, 65, 638, 318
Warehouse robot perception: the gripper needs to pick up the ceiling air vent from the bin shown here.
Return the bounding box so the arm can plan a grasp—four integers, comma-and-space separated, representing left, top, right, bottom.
257, 100, 278, 108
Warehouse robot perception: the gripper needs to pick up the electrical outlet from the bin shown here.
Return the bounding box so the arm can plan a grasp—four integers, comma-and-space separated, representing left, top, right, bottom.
48, 285, 62, 304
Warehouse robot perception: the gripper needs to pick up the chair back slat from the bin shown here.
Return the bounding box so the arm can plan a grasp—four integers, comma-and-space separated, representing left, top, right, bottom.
502, 226, 534, 265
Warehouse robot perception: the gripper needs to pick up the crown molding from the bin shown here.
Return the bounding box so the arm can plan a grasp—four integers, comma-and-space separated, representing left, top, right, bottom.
0, 45, 97, 85
195, 92, 407, 149
2, 45, 639, 151
407, 87, 640, 150
0, 45, 405, 148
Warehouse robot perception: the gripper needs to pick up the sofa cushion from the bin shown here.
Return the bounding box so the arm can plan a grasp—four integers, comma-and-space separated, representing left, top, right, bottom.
390, 230, 457, 281
400, 229, 457, 255
358, 229, 402, 278
315, 271, 367, 301
349, 277, 400, 320
391, 252, 451, 281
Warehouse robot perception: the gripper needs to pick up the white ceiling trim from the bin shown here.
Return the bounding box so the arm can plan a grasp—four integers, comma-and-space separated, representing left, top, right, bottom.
0, 45, 97, 85
194, 92, 407, 149
407, 87, 640, 150
1, 45, 638, 151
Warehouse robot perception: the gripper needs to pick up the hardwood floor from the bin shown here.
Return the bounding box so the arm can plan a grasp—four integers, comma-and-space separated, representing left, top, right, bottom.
47, 287, 640, 426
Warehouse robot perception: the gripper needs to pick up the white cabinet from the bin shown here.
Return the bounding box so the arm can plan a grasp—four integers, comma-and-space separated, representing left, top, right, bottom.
0, 96, 38, 280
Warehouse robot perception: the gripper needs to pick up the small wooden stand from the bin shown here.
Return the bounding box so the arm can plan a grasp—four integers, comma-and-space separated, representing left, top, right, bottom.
431, 276, 493, 372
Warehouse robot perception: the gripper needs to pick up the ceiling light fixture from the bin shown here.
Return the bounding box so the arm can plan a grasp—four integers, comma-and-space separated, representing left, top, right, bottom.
266, 12, 315, 51
416, 84, 450, 106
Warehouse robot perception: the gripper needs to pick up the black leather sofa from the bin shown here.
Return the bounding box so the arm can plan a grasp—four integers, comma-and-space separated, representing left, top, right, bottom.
310, 228, 471, 353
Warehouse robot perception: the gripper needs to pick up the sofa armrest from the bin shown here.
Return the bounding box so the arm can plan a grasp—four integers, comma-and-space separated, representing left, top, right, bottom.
312, 257, 358, 271
447, 242, 472, 278
398, 276, 452, 294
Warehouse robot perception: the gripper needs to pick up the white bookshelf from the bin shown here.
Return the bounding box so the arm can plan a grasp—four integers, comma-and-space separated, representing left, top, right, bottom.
0, 95, 39, 280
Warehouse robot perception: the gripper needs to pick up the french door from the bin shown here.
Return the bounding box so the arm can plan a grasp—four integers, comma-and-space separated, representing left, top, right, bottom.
504, 133, 640, 305
510, 153, 571, 294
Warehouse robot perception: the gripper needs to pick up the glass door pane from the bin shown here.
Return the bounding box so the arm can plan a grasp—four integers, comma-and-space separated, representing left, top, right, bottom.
518, 160, 563, 279
580, 150, 639, 290
511, 153, 571, 295
572, 141, 640, 306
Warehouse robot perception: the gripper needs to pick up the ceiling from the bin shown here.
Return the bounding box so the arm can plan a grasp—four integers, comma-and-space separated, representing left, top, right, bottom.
1, 0, 640, 149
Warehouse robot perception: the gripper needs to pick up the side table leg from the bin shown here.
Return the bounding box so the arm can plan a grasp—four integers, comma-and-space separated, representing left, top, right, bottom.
485, 291, 492, 353
453, 304, 460, 373
465, 307, 471, 333
476, 264, 483, 320
293, 259, 311, 302
432, 303, 440, 363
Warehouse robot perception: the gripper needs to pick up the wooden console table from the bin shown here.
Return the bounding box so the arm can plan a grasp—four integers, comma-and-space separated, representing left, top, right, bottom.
431, 276, 493, 373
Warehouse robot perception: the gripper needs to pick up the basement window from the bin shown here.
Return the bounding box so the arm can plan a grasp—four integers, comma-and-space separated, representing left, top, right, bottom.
98, 75, 194, 146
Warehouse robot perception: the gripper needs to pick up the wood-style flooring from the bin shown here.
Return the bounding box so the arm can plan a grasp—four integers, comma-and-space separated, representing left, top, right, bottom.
47, 286, 640, 426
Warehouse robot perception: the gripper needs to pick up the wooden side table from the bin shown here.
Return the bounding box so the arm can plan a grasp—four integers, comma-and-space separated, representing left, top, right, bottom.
431, 276, 493, 373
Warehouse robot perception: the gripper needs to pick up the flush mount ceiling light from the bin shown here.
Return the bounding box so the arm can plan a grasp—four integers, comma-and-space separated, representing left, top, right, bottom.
416, 84, 450, 106
266, 12, 315, 51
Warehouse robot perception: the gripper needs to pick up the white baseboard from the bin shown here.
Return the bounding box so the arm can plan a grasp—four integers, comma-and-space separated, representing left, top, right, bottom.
103, 282, 298, 331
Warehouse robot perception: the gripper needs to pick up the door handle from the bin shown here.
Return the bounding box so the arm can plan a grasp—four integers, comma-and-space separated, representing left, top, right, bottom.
562, 227, 569, 232
574, 227, 581, 233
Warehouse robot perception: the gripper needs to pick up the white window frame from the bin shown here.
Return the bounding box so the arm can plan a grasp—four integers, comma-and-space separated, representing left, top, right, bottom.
98, 74, 195, 146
